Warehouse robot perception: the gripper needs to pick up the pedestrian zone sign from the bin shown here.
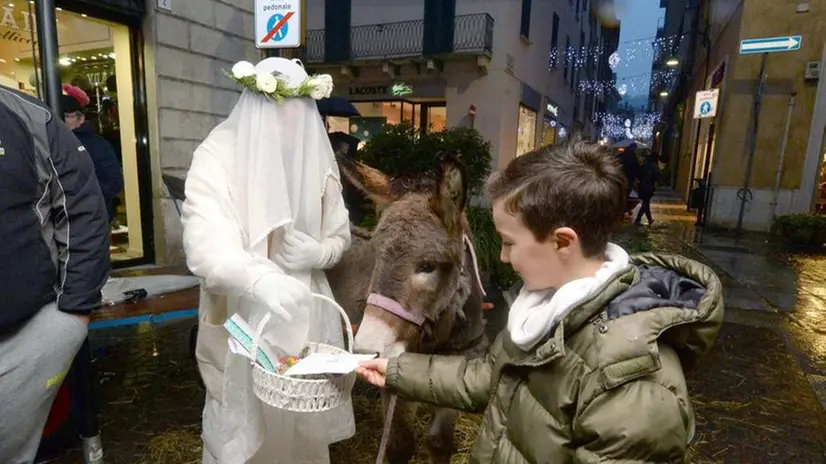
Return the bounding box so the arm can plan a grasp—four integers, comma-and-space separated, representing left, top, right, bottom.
254, 0, 303, 49
693, 89, 719, 119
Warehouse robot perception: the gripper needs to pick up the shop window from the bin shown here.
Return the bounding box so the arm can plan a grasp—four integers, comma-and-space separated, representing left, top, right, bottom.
3, 5, 147, 262
58, 10, 144, 261
0, 3, 39, 95
517, 104, 538, 157
542, 117, 557, 147
427, 105, 446, 132
330, 100, 446, 142
402, 101, 420, 132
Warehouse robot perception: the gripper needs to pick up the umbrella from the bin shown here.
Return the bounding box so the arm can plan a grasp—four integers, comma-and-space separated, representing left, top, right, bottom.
316, 97, 360, 117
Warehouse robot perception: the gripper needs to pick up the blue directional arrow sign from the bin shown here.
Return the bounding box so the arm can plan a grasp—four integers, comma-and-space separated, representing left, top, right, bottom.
739, 35, 802, 55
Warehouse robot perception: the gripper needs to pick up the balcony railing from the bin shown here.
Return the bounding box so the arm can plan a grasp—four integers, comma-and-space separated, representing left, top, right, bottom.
304, 13, 494, 63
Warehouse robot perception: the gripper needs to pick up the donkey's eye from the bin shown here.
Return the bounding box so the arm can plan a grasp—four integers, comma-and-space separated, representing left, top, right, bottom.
416, 262, 438, 274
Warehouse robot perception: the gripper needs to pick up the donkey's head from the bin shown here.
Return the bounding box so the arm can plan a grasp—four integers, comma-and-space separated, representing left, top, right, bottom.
339, 154, 472, 358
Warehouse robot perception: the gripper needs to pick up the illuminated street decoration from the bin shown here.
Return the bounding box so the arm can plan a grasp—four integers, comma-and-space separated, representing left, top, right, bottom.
596, 112, 663, 142
609, 52, 621, 70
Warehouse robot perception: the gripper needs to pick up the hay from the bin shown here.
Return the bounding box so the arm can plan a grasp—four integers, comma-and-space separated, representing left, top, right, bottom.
330, 389, 483, 463
138, 427, 202, 464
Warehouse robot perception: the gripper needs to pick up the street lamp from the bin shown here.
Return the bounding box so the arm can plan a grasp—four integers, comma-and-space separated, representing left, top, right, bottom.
659, 90, 669, 97
665, 57, 680, 67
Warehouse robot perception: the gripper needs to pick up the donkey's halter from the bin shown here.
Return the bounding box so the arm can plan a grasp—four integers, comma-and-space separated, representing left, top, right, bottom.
366, 293, 426, 327
366, 234, 485, 331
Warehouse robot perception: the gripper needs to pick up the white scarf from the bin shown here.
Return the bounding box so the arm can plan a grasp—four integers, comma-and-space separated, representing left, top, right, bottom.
507, 243, 631, 351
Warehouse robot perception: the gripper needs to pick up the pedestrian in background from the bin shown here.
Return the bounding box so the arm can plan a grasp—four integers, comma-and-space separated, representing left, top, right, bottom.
635, 151, 662, 226
60, 84, 124, 223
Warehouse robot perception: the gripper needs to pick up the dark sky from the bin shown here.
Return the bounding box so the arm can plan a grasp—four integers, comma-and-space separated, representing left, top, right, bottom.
614, 0, 665, 100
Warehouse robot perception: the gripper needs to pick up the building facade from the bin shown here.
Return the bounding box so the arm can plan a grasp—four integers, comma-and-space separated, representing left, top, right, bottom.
1, 0, 260, 266
302, 0, 619, 169
647, 0, 699, 171
672, 0, 826, 231
2, 0, 619, 266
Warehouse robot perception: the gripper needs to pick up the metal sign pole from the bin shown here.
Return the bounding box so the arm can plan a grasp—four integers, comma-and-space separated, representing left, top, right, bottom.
34, 0, 61, 112
735, 52, 769, 234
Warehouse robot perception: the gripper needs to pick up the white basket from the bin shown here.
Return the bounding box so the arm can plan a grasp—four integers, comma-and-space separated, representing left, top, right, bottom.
251, 294, 356, 412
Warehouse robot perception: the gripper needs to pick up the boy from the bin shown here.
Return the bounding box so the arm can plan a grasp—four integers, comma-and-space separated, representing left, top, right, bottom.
357, 138, 724, 463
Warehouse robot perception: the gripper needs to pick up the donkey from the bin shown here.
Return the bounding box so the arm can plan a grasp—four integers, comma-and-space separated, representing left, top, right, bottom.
327, 154, 489, 463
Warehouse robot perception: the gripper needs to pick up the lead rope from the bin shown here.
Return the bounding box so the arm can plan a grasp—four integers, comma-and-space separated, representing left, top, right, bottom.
375, 394, 398, 464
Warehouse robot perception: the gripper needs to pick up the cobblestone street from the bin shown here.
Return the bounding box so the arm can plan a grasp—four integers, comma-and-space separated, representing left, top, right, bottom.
47, 195, 826, 463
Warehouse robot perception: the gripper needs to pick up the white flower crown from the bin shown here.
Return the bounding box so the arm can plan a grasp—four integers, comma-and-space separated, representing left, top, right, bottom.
223, 60, 334, 103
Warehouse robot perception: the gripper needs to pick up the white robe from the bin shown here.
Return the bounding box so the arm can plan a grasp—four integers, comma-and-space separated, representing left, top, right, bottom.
181, 57, 354, 464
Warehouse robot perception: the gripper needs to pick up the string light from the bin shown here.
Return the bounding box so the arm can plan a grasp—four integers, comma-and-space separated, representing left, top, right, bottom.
596, 111, 663, 141
548, 33, 686, 73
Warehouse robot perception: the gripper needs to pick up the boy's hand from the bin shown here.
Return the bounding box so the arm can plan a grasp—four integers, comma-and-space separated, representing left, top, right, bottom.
356, 358, 389, 388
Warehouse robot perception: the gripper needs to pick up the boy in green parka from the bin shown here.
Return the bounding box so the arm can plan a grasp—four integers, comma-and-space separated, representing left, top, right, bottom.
357, 137, 724, 463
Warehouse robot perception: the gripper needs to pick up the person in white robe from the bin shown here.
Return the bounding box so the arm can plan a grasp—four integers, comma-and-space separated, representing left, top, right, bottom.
181, 56, 354, 464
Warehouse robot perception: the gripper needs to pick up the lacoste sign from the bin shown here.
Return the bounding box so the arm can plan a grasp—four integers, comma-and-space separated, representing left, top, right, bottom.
349, 82, 414, 97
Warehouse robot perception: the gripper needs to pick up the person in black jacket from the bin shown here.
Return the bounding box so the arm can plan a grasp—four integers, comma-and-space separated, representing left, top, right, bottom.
617, 143, 640, 214
60, 86, 124, 222
634, 152, 662, 225
0, 84, 110, 463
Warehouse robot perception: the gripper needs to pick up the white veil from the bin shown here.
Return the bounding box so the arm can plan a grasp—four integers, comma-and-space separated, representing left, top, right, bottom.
210, 58, 338, 258
197, 57, 352, 462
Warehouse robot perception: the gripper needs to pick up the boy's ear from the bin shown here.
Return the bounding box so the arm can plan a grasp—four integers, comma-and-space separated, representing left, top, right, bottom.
552, 227, 577, 251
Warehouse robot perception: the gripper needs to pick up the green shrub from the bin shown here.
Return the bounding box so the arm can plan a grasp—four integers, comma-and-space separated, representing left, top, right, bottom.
774, 213, 826, 250
467, 206, 519, 289
355, 122, 493, 195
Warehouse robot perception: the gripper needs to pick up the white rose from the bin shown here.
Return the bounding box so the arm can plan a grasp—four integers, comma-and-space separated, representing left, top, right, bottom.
256, 72, 278, 93
231, 61, 256, 79
308, 75, 334, 99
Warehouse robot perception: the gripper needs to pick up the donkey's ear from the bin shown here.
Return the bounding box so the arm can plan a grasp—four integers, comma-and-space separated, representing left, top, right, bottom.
336, 155, 394, 206
431, 153, 469, 235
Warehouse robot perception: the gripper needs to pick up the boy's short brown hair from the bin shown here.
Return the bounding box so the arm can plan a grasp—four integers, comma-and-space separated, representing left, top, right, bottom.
486, 136, 626, 257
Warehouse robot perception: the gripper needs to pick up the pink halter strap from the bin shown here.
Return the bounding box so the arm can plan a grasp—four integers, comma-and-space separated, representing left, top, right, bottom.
366, 293, 426, 327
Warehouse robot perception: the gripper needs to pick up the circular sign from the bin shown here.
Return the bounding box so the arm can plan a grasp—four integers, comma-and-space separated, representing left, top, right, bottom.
266, 14, 289, 42
699, 101, 712, 115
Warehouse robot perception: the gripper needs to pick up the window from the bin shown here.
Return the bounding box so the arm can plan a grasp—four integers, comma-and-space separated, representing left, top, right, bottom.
520, 0, 532, 39
517, 105, 538, 157
1, 4, 38, 95
575, 0, 581, 21
549, 13, 560, 68
332, 100, 445, 143
564, 36, 570, 81
542, 117, 557, 147
426, 105, 447, 132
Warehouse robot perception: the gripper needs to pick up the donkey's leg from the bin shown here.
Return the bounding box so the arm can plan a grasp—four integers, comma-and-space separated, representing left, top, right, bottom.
383, 396, 418, 463
426, 407, 458, 464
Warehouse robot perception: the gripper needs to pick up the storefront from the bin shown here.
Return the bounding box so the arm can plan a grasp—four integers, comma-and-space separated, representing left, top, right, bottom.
542, 97, 560, 147
516, 83, 541, 157
327, 80, 447, 144
1, 0, 154, 267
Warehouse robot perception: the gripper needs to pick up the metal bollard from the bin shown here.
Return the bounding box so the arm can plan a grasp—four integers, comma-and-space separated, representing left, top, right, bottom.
81, 434, 104, 464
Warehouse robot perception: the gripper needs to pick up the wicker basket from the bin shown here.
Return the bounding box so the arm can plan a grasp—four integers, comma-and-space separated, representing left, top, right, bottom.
251, 294, 356, 412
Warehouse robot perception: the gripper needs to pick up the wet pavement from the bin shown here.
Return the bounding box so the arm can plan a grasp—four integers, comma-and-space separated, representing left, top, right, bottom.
45, 192, 826, 463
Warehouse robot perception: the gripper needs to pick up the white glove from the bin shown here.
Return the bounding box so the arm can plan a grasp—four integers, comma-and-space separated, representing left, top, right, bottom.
250, 272, 312, 322
275, 228, 334, 271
